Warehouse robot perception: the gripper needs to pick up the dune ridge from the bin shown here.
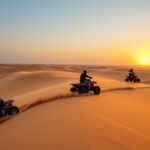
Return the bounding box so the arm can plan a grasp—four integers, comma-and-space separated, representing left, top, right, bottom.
1, 85, 150, 125
142, 79, 150, 84
102, 85, 150, 93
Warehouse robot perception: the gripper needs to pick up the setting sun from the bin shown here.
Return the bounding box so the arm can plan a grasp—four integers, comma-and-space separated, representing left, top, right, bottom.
140, 56, 150, 66
133, 45, 150, 66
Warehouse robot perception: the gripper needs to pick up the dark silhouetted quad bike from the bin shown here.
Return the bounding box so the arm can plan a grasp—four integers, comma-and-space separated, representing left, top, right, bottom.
0, 99, 19, 118
125, 75, 140, 83
70, 79, 101, 95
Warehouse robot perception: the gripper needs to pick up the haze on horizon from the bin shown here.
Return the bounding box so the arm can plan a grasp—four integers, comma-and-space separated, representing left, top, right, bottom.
0, 0, 150, 66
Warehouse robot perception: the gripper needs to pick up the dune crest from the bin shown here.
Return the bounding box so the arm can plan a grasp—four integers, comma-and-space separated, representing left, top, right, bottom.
1, 85, 150, 125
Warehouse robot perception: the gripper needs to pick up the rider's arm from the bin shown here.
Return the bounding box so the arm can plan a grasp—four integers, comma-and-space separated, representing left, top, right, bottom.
86, 75, 92, 79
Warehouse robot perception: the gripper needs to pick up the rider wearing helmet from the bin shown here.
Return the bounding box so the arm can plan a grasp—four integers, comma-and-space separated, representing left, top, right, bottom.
129, 68, 135, 77
80, 70, 92, 89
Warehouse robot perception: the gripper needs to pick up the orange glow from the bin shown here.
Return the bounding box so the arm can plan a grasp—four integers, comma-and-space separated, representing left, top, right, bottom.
134, 45, 150, 66
140, 56, 150, 65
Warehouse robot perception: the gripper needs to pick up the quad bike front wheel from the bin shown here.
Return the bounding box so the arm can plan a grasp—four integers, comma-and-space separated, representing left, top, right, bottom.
0, 109, 6, 118
133, 79, 140, 83
137, 79, 140, 83
8, 106, 19, 116
0, 109, 3, 118
0, 110, 3, 118
93, 86, 101, 95
70, 87, 77, 93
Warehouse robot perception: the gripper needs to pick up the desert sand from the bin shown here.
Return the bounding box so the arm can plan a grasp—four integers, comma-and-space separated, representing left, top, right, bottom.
0, 64, 150, 150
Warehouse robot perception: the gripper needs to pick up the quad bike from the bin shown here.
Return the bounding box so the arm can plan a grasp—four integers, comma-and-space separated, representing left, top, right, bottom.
0, 99, 19, 118
125, 75, 140, 83
70, 79, 101, 95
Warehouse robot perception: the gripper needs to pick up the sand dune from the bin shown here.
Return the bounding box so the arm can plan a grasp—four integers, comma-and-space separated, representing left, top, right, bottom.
0, 88, 150, 150
0, 70, 78, 98
0, 65, 150, 150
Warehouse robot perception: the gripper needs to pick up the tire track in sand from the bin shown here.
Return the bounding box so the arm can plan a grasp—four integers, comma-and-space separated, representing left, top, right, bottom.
0, 86, 150, 125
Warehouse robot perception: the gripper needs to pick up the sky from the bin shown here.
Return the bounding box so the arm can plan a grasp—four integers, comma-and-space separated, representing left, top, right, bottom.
0, 0, 150, 65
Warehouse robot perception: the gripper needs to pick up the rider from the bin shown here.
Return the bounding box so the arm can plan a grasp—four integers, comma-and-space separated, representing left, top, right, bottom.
129, 68, 136, 77
80, 70, 92, 89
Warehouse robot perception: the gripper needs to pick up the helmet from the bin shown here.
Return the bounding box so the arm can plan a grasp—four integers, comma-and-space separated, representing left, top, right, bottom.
129, 68, 133, 72
83, 70, 87, 74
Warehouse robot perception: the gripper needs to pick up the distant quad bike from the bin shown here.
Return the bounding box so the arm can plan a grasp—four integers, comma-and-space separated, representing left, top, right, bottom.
125, 75, 140, 83
70, 79, 101, 95
0, 99, 19, 118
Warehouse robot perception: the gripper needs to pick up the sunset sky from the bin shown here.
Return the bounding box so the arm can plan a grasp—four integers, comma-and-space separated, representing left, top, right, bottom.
0, 0, 150, 65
